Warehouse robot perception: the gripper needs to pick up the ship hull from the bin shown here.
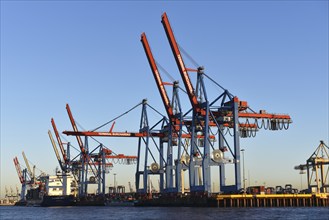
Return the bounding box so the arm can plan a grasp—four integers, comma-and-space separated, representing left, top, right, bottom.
41, 195, 76, 207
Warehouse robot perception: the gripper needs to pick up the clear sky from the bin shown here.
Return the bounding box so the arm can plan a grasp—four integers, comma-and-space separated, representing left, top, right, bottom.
1, 1, 328, 197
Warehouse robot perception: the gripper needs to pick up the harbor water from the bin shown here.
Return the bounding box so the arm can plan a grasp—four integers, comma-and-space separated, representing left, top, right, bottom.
1, 206, 328, 220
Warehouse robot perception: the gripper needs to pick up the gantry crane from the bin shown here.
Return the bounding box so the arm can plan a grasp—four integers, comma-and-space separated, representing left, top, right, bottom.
141, 30, 263, 194
295, 141, 329, 193
63, 104, 138, 197
66, 103, 97, 197
141, 32, 184, 192
161, 12, 245, 193
160, 12, 291, 193
64, 12, 292, 196
63, 100, 214, 194
64, 101, 154, 194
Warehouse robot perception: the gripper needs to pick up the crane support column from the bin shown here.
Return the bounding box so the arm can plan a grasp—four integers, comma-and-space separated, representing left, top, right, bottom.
202, 100, 211, 193
233, 97, 242, 191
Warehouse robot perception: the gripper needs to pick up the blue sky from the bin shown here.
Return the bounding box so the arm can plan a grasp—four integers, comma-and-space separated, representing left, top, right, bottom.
1, 1, 328, 197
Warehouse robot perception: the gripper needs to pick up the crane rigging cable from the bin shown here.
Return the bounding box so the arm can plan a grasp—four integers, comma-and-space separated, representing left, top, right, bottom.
92, 101, 143, 131
70, 118, 120, 156
155, 60, 176, 82
75, 120, 87, 132
59, 133, 81, 153
25, 158, 47, 175
178, 43, 200, 68
179, 42, 242, 111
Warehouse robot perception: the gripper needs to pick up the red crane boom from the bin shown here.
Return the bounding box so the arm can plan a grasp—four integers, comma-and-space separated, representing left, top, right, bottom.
63, 130, 215, 139
161, 12, 200, 113
13, 157, 24, 184
141, 32, 175, 123
66, 104, 87, 156
162, 13, 291, 124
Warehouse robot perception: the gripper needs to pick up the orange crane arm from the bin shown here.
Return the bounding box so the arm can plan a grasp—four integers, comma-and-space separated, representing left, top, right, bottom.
237, 113, 291, 120
51, 118, 68, 162
63, 130, 215, 139
63, 131, 164, 137
66, 104, 87, 156
104, 154, 138, 159
214, 97, 291, 120
13, 157, 24, 184
72, 161, 113, 166
161, 12, 199, 112
141, 32, 175, 122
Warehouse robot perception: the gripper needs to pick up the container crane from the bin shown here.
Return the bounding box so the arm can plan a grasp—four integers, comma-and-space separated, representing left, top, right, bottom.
64, 100, 166, 194
65, 104, 139, 197
63, 101, 215, 194
160, 12, 292, 193
141, 29, 261, 194
162, 12, 222, 193
141, 32, 184, 192
66, 103, 96, 197
63, 12, 292, 196
295, 140, 329, 193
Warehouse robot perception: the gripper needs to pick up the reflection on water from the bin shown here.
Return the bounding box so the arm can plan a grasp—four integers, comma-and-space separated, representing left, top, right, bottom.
0, 206, 328, 220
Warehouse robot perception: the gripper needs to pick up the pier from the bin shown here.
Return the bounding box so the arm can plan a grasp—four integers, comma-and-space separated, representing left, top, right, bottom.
215, 193, 329, 207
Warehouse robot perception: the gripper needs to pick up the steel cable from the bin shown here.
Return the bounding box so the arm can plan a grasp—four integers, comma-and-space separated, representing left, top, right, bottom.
92, 101, 142, 131
178, 43, 200, 68
155, 60, 176, 82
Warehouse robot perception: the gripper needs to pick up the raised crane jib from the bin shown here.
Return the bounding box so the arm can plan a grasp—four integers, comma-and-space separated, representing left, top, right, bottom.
161, 12, 199, 112
13, 157, 25, 184
66, 104, 87, 156
140, 32, 175, 122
